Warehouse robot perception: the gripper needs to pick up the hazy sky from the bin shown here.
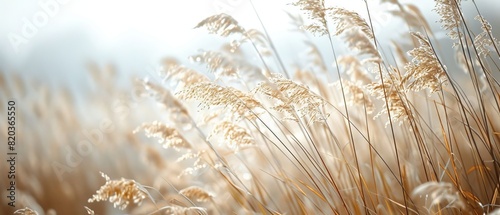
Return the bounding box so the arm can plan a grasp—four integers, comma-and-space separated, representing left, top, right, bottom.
1, 0, 297, 90
1, 0, 498, 92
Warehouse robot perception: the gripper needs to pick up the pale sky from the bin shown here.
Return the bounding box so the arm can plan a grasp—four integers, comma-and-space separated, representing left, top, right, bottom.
1, 0, 300, 90
0, 0, 498, 92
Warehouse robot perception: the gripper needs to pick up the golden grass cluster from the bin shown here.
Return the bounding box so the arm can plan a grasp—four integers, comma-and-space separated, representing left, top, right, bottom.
2, 0, 500, 214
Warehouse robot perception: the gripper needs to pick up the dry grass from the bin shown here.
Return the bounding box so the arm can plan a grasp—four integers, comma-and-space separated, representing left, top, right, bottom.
2, 0, 500, 214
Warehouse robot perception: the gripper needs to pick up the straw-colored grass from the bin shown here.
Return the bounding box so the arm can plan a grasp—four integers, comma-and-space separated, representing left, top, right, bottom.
2, 0, 499, 214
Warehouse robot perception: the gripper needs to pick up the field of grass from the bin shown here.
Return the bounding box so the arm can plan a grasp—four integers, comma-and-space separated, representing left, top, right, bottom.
2, 0, 499, 214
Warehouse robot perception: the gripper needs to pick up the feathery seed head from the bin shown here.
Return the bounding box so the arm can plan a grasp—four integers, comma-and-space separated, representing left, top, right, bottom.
179, 186, 213, 202
255, 75, 327, 122
403, 32, 447, 93
434, 0, 462, 42
177, 82, 262, 120
134, 121, 191, 150
474, 15, 499, 58
335, 80, 374, 113
159, 59, 210, 90
329, 7, 374, 39
367, 68, 408, 124
210, 121, 255, 151
292, 0, 330, 36
195, 13, 245, 37
88, 172, 147, 210
177, 151, 208, 176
